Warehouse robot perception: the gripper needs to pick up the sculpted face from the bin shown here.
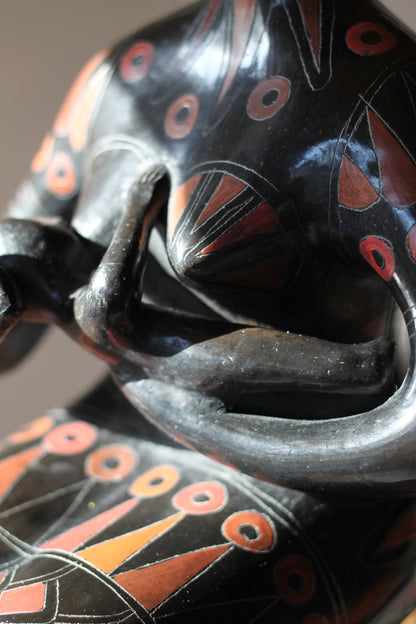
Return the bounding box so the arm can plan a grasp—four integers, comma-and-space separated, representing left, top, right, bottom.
2, 0, 416, 494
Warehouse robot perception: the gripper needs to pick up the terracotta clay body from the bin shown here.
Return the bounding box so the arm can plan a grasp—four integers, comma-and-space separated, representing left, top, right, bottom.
0, 0, 415, 621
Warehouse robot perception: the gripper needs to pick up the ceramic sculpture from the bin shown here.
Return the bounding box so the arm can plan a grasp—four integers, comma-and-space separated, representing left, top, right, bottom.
0, 1, 415, 621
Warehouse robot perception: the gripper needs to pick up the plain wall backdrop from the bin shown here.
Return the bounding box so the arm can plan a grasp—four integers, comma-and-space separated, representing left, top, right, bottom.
0, 0, 414, 437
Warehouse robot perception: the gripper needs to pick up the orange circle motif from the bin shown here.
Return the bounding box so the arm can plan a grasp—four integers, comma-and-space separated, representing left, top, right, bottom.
222, 510, 276, 552
172, 481, 228, 515
45, 152, 77, 198
131, 465, 179, 498
85, 445, 137, 481
43, 421, 97, 455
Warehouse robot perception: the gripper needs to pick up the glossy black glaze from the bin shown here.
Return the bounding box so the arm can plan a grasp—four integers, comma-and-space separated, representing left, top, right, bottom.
0, 1, 416, 621
0, 382, 413, 623
1, 0, 413, 494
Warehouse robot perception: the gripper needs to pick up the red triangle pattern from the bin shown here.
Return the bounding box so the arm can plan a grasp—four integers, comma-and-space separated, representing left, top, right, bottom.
40, 497, 138, 552
200, 203, 279, 255
298, 0, 321, 67
338, 155, 379, 209
113, 544, 230, 610
195, 175, 246, 228
368, 109, 416, 208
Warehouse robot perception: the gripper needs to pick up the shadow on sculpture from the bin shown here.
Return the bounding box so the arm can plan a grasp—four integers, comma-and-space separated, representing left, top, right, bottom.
0, 0, 414, 621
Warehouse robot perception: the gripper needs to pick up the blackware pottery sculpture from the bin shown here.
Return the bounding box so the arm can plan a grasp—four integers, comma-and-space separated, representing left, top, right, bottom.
0, 0, 415, 621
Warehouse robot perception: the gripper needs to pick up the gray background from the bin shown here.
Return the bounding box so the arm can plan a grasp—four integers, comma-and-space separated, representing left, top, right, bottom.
0, 0, 414, 436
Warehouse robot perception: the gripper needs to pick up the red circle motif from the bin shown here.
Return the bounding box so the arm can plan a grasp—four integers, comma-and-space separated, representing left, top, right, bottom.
346, 22, 396, 56
221, 510, 276, 552
359, 236, 395, 280
247, 76, 290, 121
85, 445, 136, 481
274, 554, 316, 604
43, 421, 97, 455
164, 94, 200, 139
172, 481, 228, 515
119, 41, 154, 83
131, 465, 179, 498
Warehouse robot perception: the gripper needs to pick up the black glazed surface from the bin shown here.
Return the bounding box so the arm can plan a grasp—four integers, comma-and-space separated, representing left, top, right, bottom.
0, 2, 415, 620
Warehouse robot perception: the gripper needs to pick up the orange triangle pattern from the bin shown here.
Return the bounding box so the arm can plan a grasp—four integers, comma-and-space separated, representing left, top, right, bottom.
0, 445, 44, 502
368, 108, 416, 208
77, 511, 184, 574
40, 497, 138, 552
113, 543, 230, 610
338, 155, 379, 209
